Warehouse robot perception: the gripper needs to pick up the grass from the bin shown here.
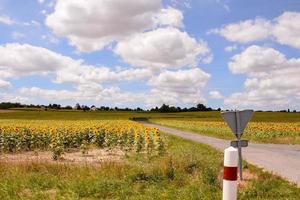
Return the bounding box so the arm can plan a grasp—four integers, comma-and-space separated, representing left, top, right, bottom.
1, 110, 300, 122
0, 133, 299, 199
0, 110, 299, 199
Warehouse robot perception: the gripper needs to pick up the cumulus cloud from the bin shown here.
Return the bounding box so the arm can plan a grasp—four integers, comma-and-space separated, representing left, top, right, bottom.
46, 0, 185, 52
0, 43, 151, 84
0, 43, 155, 106
115, 28, 211, 69
225, 45, 300, 109
211, 11, 300, 49
228, 45, 288, 75
0, 15, 15, 25
209, 90, 223, 99
20, 85, 146, 105
0, 43, 63, 76
210, 17, 272, 43
0, 79, 11, 90
0, 92, 29, 103
154, 7, 184, 28
273, 12, 300, 49
146, 68, 210, 106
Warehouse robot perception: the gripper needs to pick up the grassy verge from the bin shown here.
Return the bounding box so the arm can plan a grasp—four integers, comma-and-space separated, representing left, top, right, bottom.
0, 133, 299, 199
149, 119, 300, 144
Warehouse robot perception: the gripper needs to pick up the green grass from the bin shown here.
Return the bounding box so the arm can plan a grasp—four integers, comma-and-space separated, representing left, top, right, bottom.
0, 133, 299, 199
0, 110, 299, 199
1, 110, 300, 122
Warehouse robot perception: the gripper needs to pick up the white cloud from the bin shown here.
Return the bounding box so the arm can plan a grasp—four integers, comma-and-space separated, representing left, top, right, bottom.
20, 85, 146, 106
115, 28, 211, 69
154, 7, 184, 28
0, 43, 212, 107
0, 93, 29, 103
55, 65, 152, 84
42, 34, 59, 44
211, 11, 300, 49
224, 45, 237, 52
0, 79, 11, 90
146, 68, 210, 106
0, 43, 151, 84
209, 90, 223, 99
210, 17, 272, 43
228, 45, 288, 75
0, 43, 64, 76
273, 12, 300, 49
46, 0, 182, 52
225, 45, 300, 109
0, 43, 154, 106
23, 20, 40, 27
0, 15, 15, 25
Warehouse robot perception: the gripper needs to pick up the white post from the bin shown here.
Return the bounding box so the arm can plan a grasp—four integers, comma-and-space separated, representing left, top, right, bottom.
223, 147, 238, 200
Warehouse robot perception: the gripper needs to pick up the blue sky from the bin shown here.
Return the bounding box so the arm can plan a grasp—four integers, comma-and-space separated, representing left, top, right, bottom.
0, 0, 299, 110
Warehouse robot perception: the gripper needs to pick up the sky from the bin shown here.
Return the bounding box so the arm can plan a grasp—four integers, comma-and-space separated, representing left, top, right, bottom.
0, 0, 299, 110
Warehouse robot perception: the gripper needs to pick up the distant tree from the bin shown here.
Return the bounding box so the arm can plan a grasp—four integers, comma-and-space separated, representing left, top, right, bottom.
159, 104, 170, 112
196, 103, 213, 111
75, 103, 81, 110
0, 102, 23, 109
188, 107, 198, 112
82, 105, 90, 112
64, 105, 72, 110
136, 107, 143, 112
90, 105, 97, 111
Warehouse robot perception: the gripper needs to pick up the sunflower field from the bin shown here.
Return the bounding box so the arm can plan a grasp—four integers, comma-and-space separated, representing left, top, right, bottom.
0, 120, 165, 159
149, 119, 300, 144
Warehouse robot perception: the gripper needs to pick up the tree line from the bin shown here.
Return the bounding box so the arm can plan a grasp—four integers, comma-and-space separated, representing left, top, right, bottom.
0, 102, 218, 112
0, 102, 297, 113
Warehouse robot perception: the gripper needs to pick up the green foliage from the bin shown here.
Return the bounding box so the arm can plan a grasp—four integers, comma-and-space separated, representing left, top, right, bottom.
165, 158, 175, 180
80, 140, 89, 155
0, 120, 166, 158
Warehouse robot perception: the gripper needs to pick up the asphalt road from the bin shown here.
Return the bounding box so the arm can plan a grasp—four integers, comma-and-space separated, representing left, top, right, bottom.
142, 122, 300, 187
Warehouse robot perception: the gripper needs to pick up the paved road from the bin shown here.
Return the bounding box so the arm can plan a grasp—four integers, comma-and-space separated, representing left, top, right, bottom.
142, 122, 300, 187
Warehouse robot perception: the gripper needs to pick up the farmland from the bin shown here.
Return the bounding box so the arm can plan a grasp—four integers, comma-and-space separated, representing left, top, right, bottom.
149, 119, 300, 144
0, 120, 165, 158
0, 110, 299, 199
2, 110, 298, 144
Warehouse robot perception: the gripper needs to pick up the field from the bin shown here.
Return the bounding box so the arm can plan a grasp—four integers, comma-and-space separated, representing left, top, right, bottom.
149, 119, 300, 144
0, 110, 299, 199
2, 110, 298, 144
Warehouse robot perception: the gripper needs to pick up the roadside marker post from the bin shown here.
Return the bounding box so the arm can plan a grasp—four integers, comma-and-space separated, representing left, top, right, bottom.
221, 110, 253, 180
223, 147, 238, 200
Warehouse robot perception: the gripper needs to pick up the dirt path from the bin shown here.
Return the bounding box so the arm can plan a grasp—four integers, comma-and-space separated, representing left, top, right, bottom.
0, 148, 124, 165
0, 109, 19, 113
142, 122, 300, 187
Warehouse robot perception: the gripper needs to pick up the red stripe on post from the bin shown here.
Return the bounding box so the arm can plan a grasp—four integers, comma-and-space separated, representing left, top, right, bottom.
223, 166, 238, 181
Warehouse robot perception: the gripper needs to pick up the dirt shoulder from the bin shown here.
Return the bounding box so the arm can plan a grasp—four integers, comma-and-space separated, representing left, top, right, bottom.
0, 148, 124, 165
